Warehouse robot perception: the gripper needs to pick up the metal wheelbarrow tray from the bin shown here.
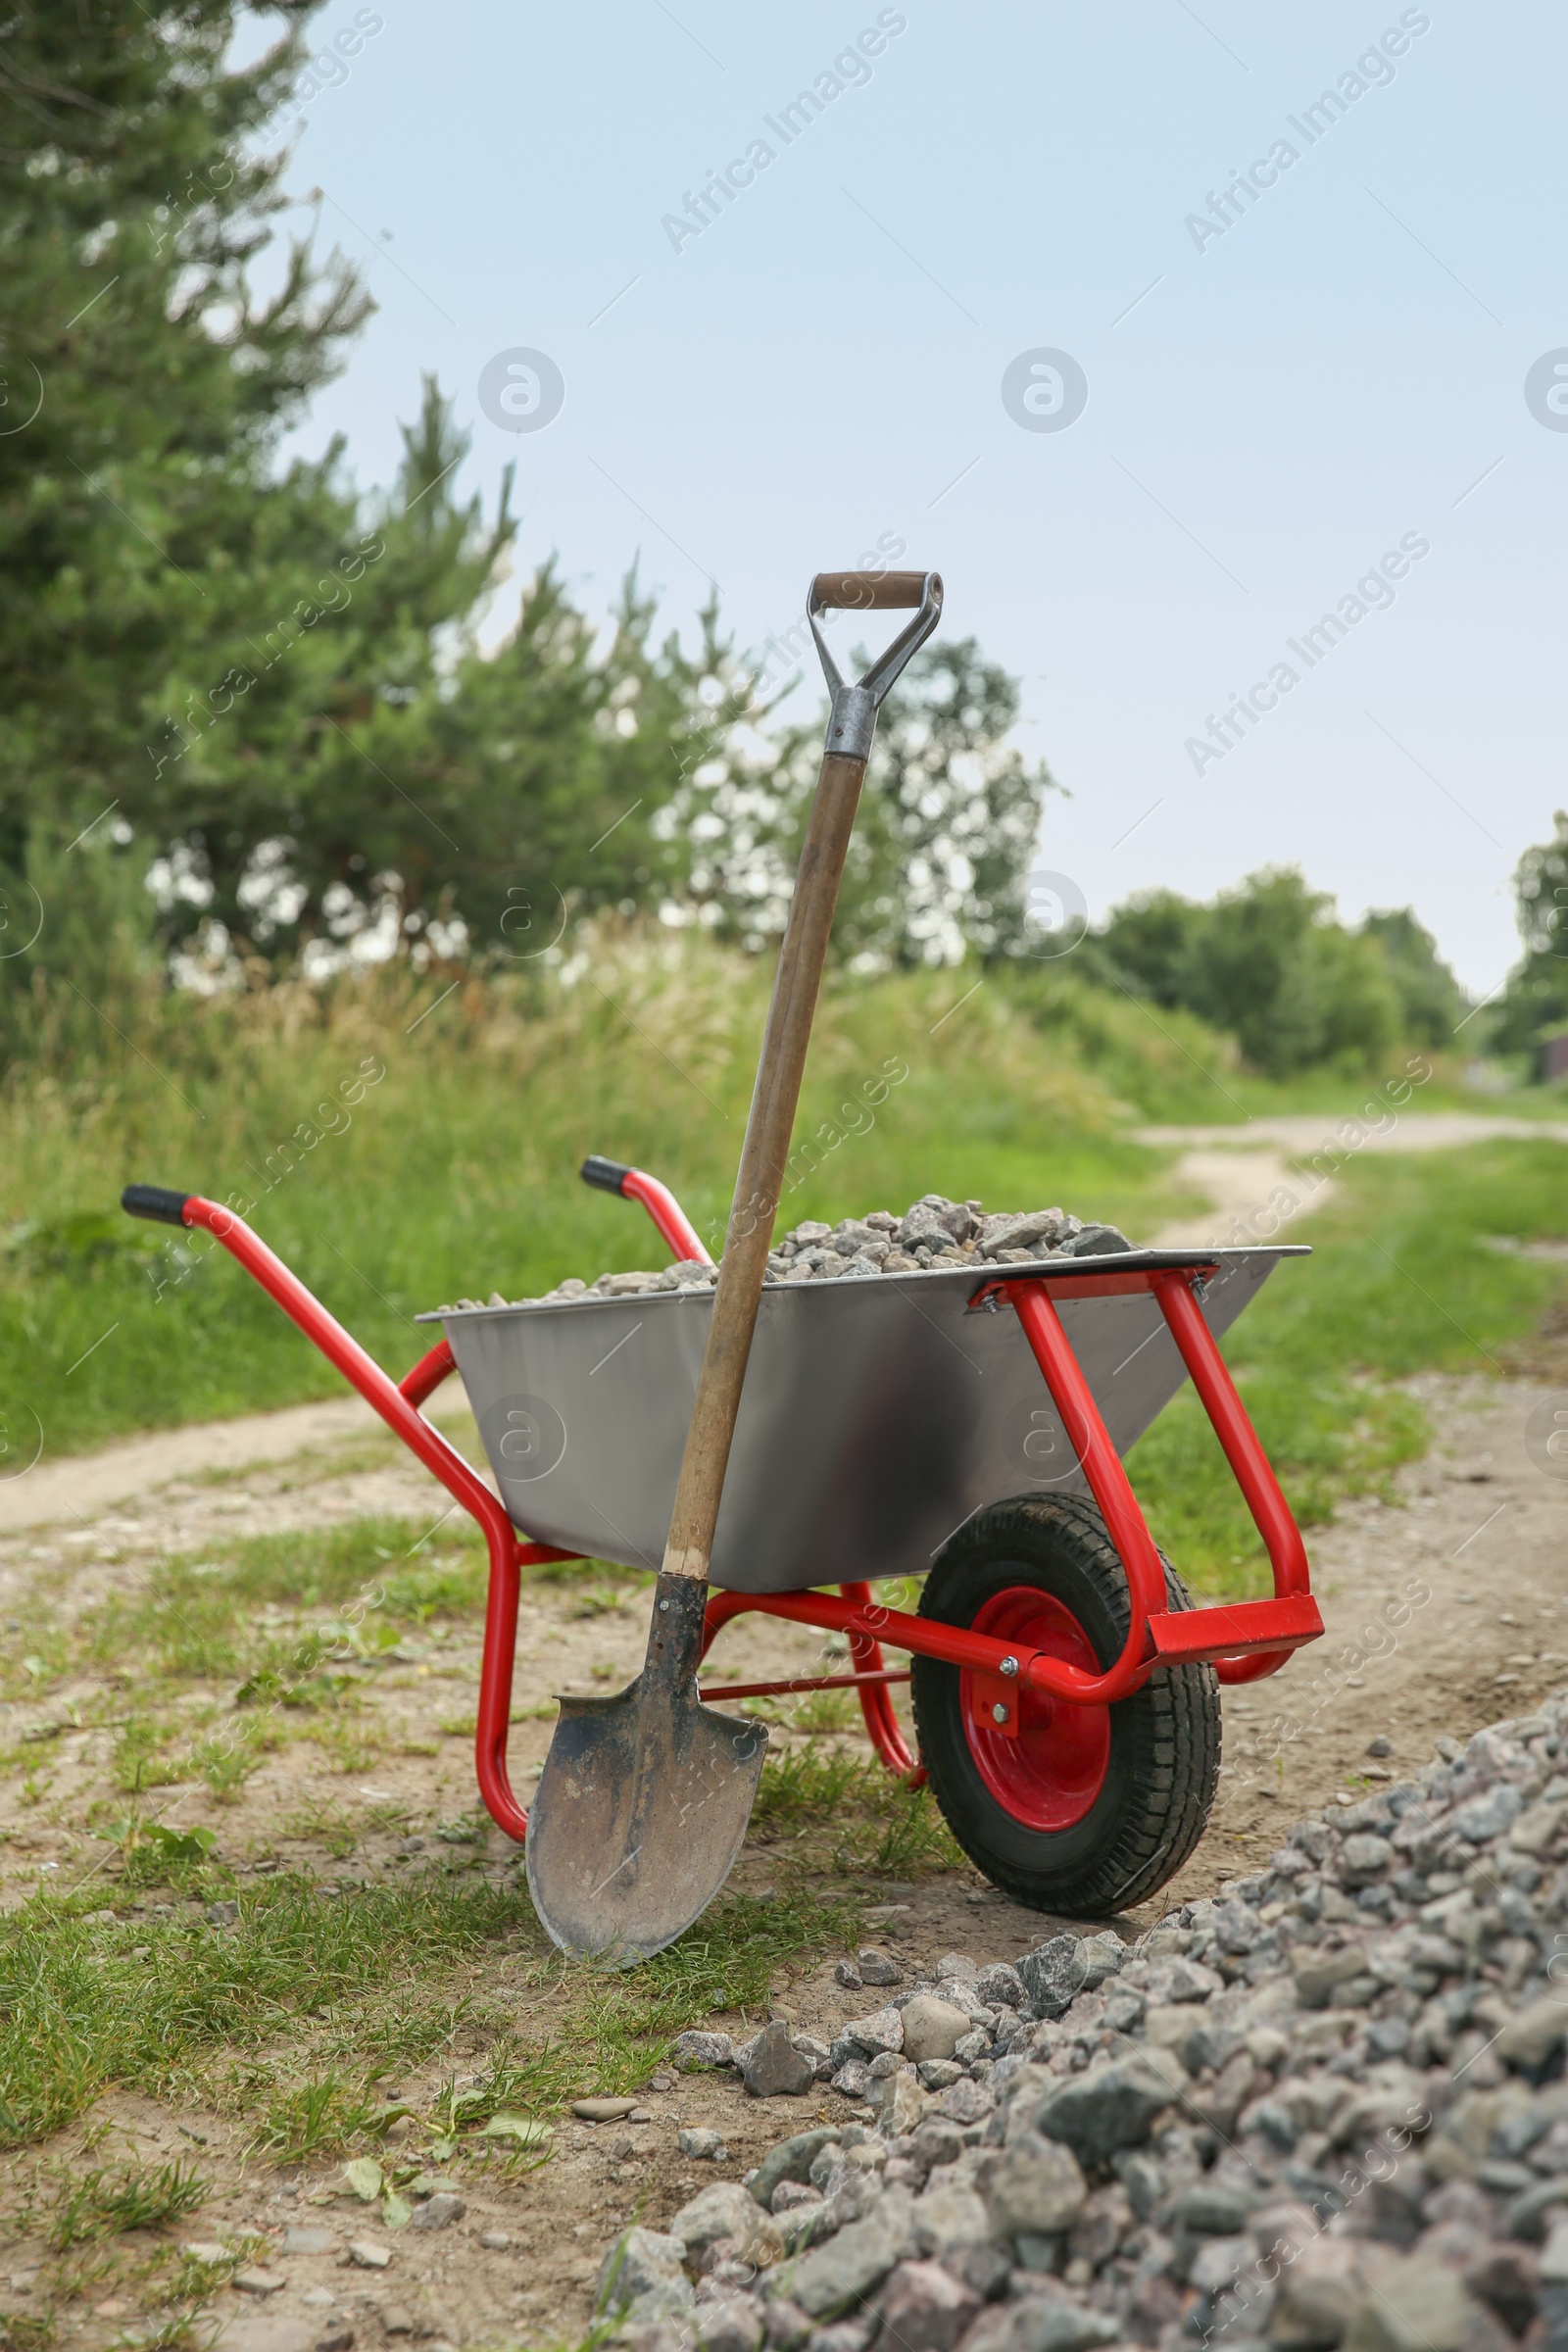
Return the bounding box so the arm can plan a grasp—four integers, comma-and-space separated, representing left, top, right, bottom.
428, 1243, 1305, 1597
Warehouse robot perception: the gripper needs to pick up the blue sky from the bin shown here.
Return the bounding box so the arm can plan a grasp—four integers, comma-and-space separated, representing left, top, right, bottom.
248, 0, 1568, 995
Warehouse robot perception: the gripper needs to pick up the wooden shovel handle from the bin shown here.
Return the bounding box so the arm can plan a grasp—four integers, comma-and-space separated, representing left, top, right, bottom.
810, 570, 926, 612
661, 749, 866, 1580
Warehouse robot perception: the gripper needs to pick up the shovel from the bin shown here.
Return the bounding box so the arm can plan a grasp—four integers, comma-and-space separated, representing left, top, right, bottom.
525, 565, 945, 1963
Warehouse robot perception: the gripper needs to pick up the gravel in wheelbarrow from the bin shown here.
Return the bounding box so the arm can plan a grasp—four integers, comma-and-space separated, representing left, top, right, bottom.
421, 1193, 1304, 1598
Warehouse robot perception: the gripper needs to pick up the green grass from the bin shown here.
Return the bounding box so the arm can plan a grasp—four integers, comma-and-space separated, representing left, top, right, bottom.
750, 1745, 963, 1879
1131, 1138, 1568, 1592
0, 944, 1220, 1458
46, 2159, 209, 2250
0, 1869, 858, 2155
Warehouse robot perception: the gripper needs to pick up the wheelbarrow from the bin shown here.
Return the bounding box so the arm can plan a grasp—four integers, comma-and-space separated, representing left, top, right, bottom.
117, 1161, 1322, 1918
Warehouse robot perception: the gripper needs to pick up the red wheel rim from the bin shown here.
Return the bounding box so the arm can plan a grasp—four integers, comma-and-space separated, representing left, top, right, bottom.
959, 1585, 1110, 1832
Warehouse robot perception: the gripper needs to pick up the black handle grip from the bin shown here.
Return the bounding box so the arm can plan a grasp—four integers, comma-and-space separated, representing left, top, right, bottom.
579, 1156, 632, 1198
122, 1185, 192, 1227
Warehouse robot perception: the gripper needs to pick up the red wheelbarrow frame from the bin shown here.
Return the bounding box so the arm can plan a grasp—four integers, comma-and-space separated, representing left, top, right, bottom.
129, 1170, 1322, 1846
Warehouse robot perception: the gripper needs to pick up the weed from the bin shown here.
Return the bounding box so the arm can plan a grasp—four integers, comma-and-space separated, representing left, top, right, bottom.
751, 1688, 857, 1735
751, 1745, 963, 1877
257, 2073, 380, 2162
47, 2160, 209, 2250
0, 2311, 58, 2352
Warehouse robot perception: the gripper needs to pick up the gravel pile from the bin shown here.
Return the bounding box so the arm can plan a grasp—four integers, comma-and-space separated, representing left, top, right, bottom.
595, 1691, 1568, 2351
439, 1195, 1135, 1312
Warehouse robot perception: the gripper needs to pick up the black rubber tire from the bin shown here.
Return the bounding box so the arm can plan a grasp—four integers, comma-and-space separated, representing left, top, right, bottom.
910, 1493, 1220, 1917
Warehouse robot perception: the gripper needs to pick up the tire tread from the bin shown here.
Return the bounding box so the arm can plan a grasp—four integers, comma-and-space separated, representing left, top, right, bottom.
910, 1493, 1220, 1916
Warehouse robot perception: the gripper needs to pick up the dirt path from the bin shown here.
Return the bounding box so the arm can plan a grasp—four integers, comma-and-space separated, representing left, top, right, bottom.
1144, 1108, 1568, 1247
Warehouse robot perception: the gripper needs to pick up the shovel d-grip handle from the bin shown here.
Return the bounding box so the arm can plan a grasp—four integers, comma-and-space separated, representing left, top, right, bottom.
809, 570, 929, 611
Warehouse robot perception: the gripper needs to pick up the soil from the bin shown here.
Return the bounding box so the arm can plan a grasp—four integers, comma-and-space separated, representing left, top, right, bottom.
2, 1127, 1566, 2348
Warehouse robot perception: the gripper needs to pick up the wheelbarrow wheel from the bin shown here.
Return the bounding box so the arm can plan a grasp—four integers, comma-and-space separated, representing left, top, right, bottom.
910, 1494, 1220, 1916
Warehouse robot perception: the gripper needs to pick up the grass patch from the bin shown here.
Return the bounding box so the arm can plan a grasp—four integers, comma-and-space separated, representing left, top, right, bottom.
1132, 1139, 1568, 1593
257, 2073, 385, 2163
750, 1745, 962, 1879
0, 1875, 525, 2147
46, 2159, 209, 2250
0, 1865, 861, 2156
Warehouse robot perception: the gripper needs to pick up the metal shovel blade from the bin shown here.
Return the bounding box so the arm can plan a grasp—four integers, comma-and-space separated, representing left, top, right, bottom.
524, 1584, 767, 1965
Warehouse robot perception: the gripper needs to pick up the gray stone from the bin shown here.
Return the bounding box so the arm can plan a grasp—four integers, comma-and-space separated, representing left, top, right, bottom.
280, 2230, 335, 2256
1018, 1936, 1087, 2020
834, 1958, 863, 1989
1451, 1786, 1524, 1843
596, 2226, 691, 2317
917, 2060, 965, 2090
940, 2076, 995, 2125
856, 1946, 903, 1986
1342, 2257, 1476, 2352
750, 2130, 841, 2211
1031, 2056, 1182, 2165
1113, 2151, 1166, 2220
779, 2187, 913, 2318
1510, 1801, 1568, 1855
830, 2060, 872, 2100
1504, 2177, 1568, 2241
1189, 2233, 1253, 2296
206, 1899, 239, 1926
1498, 1999, 1568, 2073
741, 2019, 814, 2099
672, 2030, 736, 2071
1174, 2183, 1258, 2235
1079, 1933, 1126, 1988
1270, 2238, 1368, 2349
842, 2004, 904, 2058
909, 2180, 990, 2257
872, 2260, 979, 2350
899, 1995, 972, 2065
670, 2183, 784, 2271
694, 2293, 763, 2352
870, 2068, 925, 2139
759, 2300, 813, 2350
776, 2199, 833, 2256
1292, 1946, 1373, 2009
976, 1963, 1028, 2010
986, 2130, 1088, 2240
345, 2243, 391, 2271
996, 2291, 1121, 2352
679, 2127, 727, 2159
233, 2269, 286, 2296
409, 2193, 465, 2232
1339, 1835, 1395, 1886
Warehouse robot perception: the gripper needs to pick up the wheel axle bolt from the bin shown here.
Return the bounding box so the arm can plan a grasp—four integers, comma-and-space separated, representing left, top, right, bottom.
992, 1701, 1009, 1725
1000, 1656, 1018, 1677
